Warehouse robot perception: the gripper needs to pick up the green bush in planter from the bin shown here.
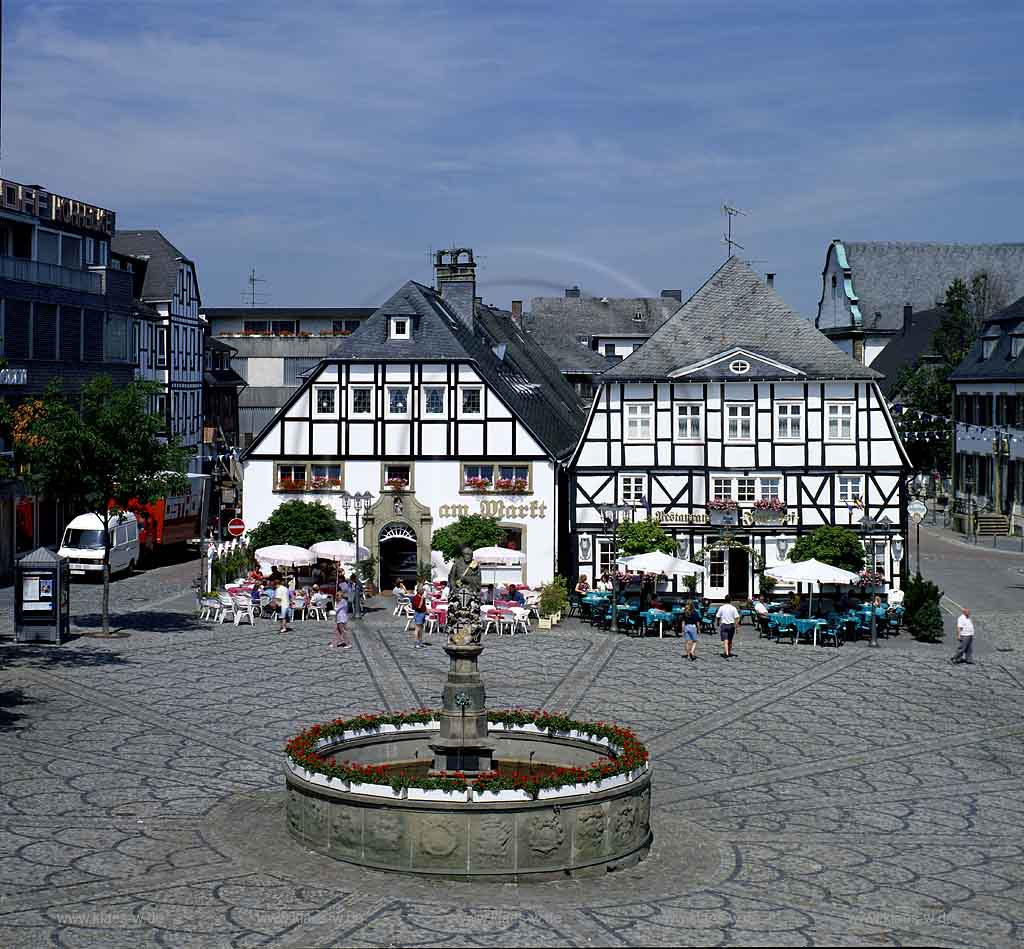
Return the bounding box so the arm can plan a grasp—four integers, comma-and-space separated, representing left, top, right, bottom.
909, 598, 945, 643
539, 577, 569, 617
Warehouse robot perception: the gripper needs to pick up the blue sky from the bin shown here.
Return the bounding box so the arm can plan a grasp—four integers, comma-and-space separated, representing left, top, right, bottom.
4, 0, 1023, 317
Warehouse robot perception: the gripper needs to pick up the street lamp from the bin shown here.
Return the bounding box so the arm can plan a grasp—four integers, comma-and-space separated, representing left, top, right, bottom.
598, 502, 631, 635
340, 490, 374, 617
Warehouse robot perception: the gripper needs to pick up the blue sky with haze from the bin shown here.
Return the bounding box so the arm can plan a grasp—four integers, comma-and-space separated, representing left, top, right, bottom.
4, 0, 1022, 317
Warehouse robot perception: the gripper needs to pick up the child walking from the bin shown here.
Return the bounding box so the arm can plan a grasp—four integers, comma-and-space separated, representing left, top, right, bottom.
330, 592, 352, 649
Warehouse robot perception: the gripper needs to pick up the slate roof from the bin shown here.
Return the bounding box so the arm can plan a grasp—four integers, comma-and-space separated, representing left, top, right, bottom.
869, 307, 945, 397
523, 295, 678, 373
112, 230, 194, 303
203, 307, 375, 322
216, 336, 347, 358
326, 281, 585, 459
239, 386, 296, 409
606, 257, 879, 382
950, 294, 1024, 382
827, 241, 1024, 332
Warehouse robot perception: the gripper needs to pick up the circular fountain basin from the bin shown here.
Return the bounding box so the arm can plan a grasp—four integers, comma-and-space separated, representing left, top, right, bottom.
285, 721, 652, 880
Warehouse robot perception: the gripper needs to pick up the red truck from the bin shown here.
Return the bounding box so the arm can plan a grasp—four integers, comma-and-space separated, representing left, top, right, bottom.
128, 473, 209, 560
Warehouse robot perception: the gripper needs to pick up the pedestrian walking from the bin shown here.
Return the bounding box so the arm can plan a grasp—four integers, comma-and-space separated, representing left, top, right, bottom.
350, 572, 364, 618
411, 583, 429, 649
275, 578, 291, 633
717, 595, 740, 658
330, 592, 352, 648
950, 607, 975, 665
682, 601, 700, 661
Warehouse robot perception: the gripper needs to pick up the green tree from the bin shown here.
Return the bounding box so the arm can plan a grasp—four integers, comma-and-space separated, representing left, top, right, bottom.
14, 377, 190, 635
431, 514, 501, 561
788, 526, 866, 573
616, 518, 676, 557
247, 500, 351, 551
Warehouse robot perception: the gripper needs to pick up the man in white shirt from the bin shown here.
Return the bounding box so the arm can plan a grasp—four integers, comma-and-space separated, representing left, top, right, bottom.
716, 595, 741, 658
275, 580, 291, 634
951, 607, 975, 664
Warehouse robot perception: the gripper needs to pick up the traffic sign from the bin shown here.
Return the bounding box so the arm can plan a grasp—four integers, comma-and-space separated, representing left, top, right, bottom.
907, 500, 927, 524
226, 518, 246, 537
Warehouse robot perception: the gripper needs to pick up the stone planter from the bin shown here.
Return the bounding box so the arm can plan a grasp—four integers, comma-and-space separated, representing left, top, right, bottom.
349, 781, 406, 799
537, 617, 553, 630
709, 509, 738, 526
472, 788, 531, 803
406, 786, 470, 803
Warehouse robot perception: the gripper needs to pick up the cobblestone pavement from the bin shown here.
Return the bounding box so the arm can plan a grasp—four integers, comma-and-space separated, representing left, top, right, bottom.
1, 546, 1023, 947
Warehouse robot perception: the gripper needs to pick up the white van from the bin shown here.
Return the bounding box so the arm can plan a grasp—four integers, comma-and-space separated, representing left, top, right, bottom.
58, 512, 140, 578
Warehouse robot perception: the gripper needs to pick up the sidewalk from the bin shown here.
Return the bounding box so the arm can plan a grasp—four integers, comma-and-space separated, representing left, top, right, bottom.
918, 516, 1024, 556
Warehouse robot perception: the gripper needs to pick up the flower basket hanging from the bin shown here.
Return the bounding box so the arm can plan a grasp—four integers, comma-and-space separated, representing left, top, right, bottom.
708, 498, 738, 525
752, 497, 786, 524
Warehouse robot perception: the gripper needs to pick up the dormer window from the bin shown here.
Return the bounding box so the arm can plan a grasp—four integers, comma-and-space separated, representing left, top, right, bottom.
981, 327, 1001, 360
633, 309, 644, 322
390, 317, 410, 340
1012, 335, 1023, 359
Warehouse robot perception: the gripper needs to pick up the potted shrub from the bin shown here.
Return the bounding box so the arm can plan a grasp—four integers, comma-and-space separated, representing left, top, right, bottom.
752, 497, 786, 524
538, 577, 569, 629
708, 498, 739, 525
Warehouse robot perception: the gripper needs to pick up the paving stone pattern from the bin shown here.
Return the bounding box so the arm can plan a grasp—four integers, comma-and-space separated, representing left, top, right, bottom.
1, 562, 1023, 947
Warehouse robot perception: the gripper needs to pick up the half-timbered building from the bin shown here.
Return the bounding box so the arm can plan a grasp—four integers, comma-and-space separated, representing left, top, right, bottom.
240, 249, 584, 588
571, 257, 911, 600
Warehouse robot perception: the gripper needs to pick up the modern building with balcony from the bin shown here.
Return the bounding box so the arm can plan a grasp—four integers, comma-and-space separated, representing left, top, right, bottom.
0, 176, 156, 572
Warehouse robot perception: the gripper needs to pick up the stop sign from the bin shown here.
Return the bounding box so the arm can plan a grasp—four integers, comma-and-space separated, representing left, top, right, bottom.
226, 518, 245, 537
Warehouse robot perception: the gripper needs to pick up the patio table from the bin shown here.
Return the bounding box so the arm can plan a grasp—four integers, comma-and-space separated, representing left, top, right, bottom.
642, 608, 676, 638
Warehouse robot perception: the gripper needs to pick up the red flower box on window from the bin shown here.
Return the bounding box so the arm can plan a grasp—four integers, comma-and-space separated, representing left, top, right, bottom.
277, 478, 305, 492
464, 476, 491, 491
495, 477, 529, 493
753, 497, 786, 512
707, 499, 738, 512
385, 478, 409, 490
310, 477, 343, 491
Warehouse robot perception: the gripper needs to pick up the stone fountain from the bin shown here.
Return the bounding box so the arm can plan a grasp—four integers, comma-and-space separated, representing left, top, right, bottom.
284, 552, 652, 879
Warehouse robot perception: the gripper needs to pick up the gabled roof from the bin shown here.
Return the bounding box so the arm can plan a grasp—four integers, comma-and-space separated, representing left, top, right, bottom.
820, 240, 1024, 332
524, 295, 678, 374
112, 230, 194, 303
606, 257, 878, 381
951, 294, 1024, 383
869, 306, 946, 397
325, 281, 585, 459
668, 348, 803, 381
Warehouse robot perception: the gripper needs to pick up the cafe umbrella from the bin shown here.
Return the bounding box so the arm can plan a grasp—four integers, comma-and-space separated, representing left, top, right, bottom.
764, 558, 860, 617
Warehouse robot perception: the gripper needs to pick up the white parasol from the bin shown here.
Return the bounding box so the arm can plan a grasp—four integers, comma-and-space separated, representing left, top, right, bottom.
473, 546, 525, 564
310, 539, 370, 562
254, 544, 315, 568
765, 558, 860, 616
616, 551, 706, 575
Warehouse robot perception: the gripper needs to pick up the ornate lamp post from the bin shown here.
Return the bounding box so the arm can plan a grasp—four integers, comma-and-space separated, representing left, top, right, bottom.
340, 490, 374, 616
598, 502, 631, 634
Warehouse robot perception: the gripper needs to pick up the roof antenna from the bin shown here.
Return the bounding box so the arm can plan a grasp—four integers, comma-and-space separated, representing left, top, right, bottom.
240, 268, 268, 308
722, 203, 747, 259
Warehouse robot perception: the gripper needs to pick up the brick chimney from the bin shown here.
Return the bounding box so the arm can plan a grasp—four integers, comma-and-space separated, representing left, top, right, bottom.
660, 289, 682, 303
766, 273, 776, 289
565, 285, 581, 298
510, 300, 523, 326
903, 303, 913, 335
434, 248, 476, 329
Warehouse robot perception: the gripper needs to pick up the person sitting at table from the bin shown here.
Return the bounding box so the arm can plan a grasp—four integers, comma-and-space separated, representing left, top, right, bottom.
509, 584, 526, 607
575, 574, 590, 595
250, 581, 263, 610
596, 573, 612, 592
438, 580, 450, 601
268, 566, 283, 585
248, 565, 265, 581
753, 594, 770, 620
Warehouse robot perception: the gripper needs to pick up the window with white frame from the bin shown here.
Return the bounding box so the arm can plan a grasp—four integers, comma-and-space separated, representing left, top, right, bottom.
310, 463, 343, 490
384, 463, 412, 488
675, 402, 702, 441
826, 401, 854, 442
463, 463, 494, 489
351, 387, 372, 415
624, 402, 654, 442
725, 403, 753, 442
868, 539, 886, 573
597, 539, 615, 577
389, 317, 410, 339
760, 477, 781, 500
620, 475, 645, 504
712, 477, 732, 500
387, 386, 409, 416
314, 385, 337, 416
837, 475, 862, 504
736, 478, 756, 502
775, 402, 803, 440
461, 387, 482, 415
423, 386, 445, 415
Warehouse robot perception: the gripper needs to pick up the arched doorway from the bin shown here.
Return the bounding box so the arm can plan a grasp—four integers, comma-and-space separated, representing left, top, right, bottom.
378, 521, 417, 589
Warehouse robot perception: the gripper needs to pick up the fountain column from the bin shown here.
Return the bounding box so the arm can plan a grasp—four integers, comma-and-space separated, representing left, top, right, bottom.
429, 587, 494, 775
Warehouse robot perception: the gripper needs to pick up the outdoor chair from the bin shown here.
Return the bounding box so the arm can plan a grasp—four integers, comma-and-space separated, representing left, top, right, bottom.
233, 595, 256, 627
424, 609, 441, 637
885, 610, 902, 635
509, 607, 531, 635
199, 595, 222, 621
568, 593, 581, 618
774, 621, 797, 645
393, 595, 411, 616
217, 593, 237, 625
757, 615, 772, 639
819, 618, 843, 648
308, 594, 329, 621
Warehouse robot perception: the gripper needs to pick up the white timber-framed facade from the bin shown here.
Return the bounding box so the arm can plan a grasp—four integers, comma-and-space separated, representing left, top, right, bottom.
240, 249, 584, 588
571, 257, 912, 600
